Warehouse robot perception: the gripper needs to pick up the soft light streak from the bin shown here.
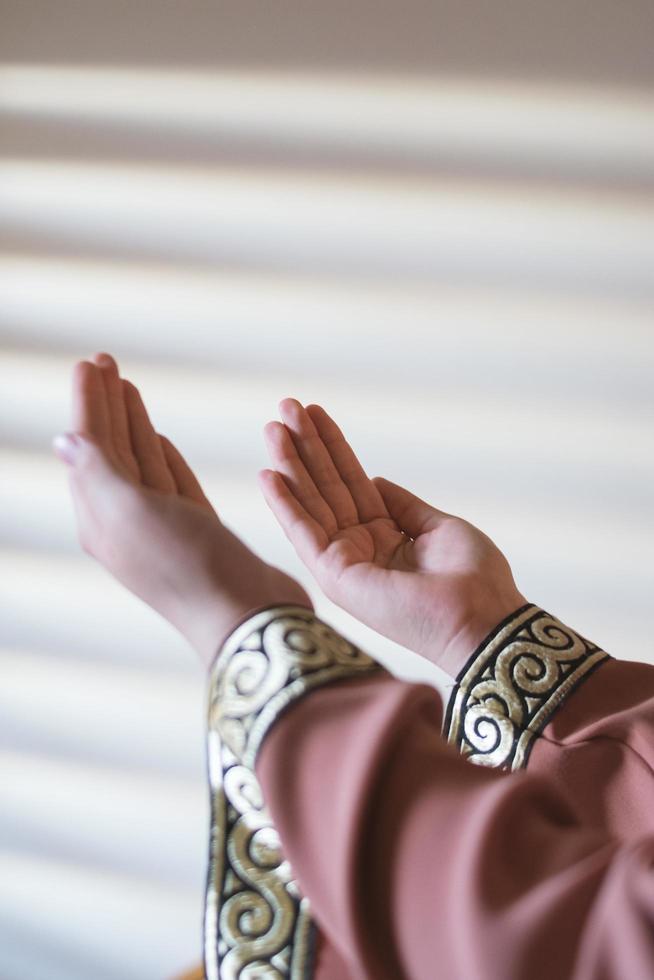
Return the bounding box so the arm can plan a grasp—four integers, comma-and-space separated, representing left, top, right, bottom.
1, 159, 653, 291
0, 852, 201, 979
1, 65, 654, 178
0, 748, 206, 883
1, 255, 653, 369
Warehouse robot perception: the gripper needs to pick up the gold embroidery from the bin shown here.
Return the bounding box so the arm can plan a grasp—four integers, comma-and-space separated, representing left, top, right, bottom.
443, 605, 610, 771
204, 605, 385, 979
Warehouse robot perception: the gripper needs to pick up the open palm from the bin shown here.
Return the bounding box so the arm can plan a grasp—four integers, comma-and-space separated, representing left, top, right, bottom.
260, 400, 526, 676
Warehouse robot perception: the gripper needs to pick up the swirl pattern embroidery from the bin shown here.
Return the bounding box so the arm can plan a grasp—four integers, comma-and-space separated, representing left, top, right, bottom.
443, 605, 610, 771
204, 606, 385, 980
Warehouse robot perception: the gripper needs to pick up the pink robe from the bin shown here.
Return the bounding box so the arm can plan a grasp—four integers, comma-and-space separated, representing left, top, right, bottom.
204, 603, 654, 979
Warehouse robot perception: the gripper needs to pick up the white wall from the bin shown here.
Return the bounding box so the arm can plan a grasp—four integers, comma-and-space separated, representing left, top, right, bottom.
1, 4, 653, 978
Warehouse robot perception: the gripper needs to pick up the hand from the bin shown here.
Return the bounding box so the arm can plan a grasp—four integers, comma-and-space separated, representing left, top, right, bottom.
53, 353, 311, 669
260, 400, 527, 676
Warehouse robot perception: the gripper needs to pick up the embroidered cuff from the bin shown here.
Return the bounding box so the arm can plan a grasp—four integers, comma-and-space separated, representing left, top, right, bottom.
443, 603, 611, 771
204, 604, 386, 980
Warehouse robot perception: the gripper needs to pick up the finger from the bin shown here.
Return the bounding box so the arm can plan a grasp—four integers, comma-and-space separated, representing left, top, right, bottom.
263, 420, 339, 535
277, 399, 359, 529
71, 360, 111, 445
159, 434, 213, 508
258, 468, 328, 568
91, 352, 140, 480
122, 379, 176, 492
305, 404, 387, 523
372, 477, 447, 537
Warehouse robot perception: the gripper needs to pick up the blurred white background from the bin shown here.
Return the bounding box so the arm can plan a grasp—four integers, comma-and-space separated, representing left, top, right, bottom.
1, 2, 654, 978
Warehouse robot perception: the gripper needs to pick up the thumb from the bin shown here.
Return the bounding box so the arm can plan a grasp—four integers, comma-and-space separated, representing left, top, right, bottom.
52, 432, 123, 485
52, 431, 83, 466
372, 476, 447, 537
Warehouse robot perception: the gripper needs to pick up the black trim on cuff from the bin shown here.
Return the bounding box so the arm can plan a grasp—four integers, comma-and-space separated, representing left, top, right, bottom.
442, 604, 610, 771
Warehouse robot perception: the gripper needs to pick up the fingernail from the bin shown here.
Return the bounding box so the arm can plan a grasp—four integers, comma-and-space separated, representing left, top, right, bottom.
52, 432, 80, 465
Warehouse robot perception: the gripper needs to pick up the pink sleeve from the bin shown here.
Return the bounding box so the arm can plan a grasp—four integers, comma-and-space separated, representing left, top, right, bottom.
206, 604, 654, 980
256, 670, 654, 979
442, 603, 654, 840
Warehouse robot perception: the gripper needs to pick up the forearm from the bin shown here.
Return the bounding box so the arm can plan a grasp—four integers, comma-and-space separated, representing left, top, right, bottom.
182, 555, 313, 670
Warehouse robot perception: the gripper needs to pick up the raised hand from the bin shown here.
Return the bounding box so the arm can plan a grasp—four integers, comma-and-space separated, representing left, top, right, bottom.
53, 353, 310, 668
260, 400, 526, 676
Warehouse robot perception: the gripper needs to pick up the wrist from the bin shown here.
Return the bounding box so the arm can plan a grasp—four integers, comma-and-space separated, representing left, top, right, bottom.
186, 570, 313, 671
438, 588, 530, 678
